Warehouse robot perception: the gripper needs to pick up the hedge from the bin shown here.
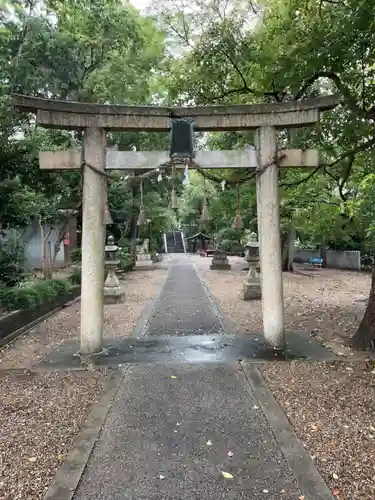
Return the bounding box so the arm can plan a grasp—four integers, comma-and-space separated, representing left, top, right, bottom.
0, 279, 72, 312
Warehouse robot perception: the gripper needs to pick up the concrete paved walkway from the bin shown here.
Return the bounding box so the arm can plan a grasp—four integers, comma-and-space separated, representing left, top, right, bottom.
70, 257, 332, 500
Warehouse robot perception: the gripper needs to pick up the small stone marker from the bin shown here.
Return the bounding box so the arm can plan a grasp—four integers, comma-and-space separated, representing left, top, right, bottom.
210, 249, 231, 270
243, 232, 261, 300
104, 235, 124, 304
135, 238, 155, 270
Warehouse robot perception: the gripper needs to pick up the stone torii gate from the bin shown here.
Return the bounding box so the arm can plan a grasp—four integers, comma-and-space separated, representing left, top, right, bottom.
12, 94, 338, 358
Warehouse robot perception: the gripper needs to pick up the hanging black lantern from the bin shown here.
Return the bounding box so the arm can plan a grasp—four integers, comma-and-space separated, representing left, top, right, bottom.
169, 119, 196, 161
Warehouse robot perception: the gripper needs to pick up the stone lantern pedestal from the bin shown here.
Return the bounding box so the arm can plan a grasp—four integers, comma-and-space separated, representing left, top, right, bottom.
210, 249, 231, 270
104, 235, 124, 304
243, 232, 261, 300
135, 238, 154, 270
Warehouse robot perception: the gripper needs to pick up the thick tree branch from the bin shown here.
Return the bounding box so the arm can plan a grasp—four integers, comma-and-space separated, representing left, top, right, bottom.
220, 48, 253, 94
280, 165, 322, 187
163, 16, 194, 48
202, 86, 252, 102
294, 71, 367, 118
338, 153, 355, 201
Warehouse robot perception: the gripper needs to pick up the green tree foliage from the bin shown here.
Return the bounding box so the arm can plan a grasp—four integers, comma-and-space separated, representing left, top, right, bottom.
0, 0, 170, 283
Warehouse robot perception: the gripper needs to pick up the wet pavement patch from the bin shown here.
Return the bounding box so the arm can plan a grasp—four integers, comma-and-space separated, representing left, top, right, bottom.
40, 333, 335, 369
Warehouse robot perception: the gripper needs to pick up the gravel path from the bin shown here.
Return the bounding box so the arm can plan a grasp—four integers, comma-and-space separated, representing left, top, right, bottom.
196, 255, 370, 352
0, 267, 168, 370
0, 370, 105, 500
261, 361, 375, 500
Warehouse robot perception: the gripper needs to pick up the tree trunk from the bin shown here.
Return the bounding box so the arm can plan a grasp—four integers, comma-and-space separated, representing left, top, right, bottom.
282, 227, 296, 272
320, 243, 327, 268
39, 221, 52, 279
351, 258, 375, 350
130, 185, 139, 265
46, 241, 53, 279
51, 225, 67, 273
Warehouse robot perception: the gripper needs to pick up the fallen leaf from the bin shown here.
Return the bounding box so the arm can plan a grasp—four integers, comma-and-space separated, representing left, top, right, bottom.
228, 451, 234, 457
206, 440, 212, 446
222, 471, 233, 479
332, 487, 340, 496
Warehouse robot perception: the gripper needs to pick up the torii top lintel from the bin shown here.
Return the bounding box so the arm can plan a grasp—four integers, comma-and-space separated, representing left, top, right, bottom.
11, 94, 339, 132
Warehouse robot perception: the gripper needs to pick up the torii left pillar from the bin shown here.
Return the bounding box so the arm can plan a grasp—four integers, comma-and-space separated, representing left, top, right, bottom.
80, 128, 106, 356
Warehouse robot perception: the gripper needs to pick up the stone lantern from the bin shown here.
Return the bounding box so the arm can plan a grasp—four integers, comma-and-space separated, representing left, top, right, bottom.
104, 235, 124, 304
243, 232, 261, 300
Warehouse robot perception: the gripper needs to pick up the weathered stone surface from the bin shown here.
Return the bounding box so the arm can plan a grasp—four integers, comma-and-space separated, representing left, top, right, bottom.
12, 94, 339, 131
135, 253, 154, 270
39, 148, 319, 171
104, 288, 124, 305
243, 281, 261, 300
104, 266, 124, 304
80, 127, 106, 355
210, 251, 231, 270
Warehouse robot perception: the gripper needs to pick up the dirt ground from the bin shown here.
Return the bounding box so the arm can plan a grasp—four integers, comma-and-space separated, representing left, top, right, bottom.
261, 361, 375, 500
0, 266, 168, 370
0, 264, 168, 500
0, 370, 105, 500
196, 255, 371, 355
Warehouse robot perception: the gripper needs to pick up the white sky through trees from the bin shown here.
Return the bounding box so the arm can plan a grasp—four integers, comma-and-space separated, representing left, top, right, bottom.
129, 0, 149, 12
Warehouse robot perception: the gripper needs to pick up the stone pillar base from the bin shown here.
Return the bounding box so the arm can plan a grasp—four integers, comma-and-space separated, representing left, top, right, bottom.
243, 264, 261, 300
135, 253, 155, 270
210, 251, 231, 270
243, 282, 261, 300
104, 287, 125, 304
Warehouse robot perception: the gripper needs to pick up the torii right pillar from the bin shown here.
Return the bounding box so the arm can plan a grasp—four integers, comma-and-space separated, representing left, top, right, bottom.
254, 97, 338, 349
256, 126, 284, 348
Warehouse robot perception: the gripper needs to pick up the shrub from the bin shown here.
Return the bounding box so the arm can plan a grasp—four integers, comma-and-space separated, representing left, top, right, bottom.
0, 232, 26, 287
218, 239, 243, 254
48, 279, 71, 294
218, 227, 243, 242
118, 237, 132, 253
70, 248, 82, 264
69, 267, 81, 285
0, 278, 72, 312
118, 248, 132, 270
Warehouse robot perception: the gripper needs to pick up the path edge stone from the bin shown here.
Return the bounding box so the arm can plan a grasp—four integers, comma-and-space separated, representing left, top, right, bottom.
131, 265, 172, 338
241, 362, 334, 500
192, 262, 232, 334
43, 366, 128, 500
